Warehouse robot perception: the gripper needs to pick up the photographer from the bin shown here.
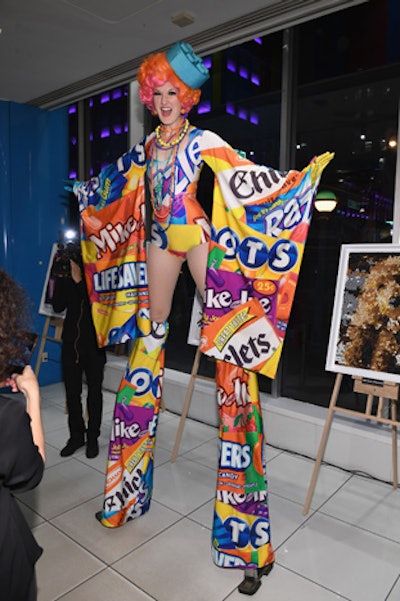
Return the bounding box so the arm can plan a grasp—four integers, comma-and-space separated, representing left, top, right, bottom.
0, 269, 45, 601
52, 248, 106, 459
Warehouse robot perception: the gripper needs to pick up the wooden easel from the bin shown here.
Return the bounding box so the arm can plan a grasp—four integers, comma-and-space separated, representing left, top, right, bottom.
303, 373, 400, 515
170, 345, 214, 462
34, 315, 64, 377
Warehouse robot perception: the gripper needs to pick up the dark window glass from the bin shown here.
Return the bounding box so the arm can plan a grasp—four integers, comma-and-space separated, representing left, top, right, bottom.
281, 0, 400, 409
298, 0, 400, 84
67, 103, 79, 232
67, 84, 129, 229
68, 104, 79, 181
68, 85, 129, 177
86, 86, 129, 175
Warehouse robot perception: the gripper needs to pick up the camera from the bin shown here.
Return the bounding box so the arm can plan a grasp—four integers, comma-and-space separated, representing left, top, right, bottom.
7, 332, 38, 379
51, 242, 83, 278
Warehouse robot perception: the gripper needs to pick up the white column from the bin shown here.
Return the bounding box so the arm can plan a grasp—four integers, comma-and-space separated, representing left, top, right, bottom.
128, 80, 145, 147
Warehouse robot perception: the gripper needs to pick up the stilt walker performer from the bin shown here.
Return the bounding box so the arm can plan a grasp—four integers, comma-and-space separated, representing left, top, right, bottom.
73, 41, 333, 595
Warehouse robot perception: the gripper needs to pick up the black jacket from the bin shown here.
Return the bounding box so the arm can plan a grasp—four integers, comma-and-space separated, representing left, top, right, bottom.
0, 395, 44, 600
51, 277, 100, 352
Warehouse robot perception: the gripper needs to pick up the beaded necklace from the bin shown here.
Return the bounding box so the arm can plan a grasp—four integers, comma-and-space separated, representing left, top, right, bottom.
155, 118, 189, 149
150, 120, 190, 222
152, 144, 176, 206
150, 143, 179, 224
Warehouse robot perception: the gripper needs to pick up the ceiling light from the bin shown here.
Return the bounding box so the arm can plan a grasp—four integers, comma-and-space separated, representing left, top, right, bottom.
171, 11, 195, 27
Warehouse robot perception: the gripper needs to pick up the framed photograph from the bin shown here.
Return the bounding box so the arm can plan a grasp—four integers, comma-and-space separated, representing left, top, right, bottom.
326, 244, 400, 383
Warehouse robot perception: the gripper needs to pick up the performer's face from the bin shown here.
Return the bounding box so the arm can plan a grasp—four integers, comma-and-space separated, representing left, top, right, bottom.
153, 82, 183, 128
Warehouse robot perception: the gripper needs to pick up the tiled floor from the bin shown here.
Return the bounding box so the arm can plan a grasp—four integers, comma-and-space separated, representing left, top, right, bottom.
11, 381, 400, 600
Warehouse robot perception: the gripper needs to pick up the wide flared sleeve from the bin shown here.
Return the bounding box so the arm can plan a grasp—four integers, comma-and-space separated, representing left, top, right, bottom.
73, 138, 151, 347
198, 130, 334, 378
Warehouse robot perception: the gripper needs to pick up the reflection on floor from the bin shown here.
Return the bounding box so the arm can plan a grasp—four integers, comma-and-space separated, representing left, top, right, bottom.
11, 382, 400, 600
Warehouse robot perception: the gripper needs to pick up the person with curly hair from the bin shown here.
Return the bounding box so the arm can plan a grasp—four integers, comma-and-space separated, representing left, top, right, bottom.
0, 269, 45, 601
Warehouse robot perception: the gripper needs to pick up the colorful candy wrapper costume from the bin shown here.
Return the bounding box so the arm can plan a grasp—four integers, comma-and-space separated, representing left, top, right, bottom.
73, 40, 333, 576
74, 140, 332, 563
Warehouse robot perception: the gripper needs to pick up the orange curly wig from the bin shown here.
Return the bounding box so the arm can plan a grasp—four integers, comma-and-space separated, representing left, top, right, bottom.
137, 51, 201, 114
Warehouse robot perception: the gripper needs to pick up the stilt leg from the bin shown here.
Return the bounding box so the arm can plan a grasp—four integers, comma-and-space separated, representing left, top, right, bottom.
96, 322, 168, 528
212, 361, 274, 586
238, 563, 274, 595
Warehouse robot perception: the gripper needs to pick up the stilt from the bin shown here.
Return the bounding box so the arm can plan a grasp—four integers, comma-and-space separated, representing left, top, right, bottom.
238, 563, 274, 595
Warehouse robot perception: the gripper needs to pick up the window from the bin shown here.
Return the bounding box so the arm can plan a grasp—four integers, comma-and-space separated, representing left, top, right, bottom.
67, 84, 129, 240
67, 0, 400, 408
281, 0, 400, 408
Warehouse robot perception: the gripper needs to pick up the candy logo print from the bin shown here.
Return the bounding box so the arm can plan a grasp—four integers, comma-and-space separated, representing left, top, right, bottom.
126, 367, 153, 396
93, 261, 147, 292
89, 215, 144, 260
220, 441, 252, 471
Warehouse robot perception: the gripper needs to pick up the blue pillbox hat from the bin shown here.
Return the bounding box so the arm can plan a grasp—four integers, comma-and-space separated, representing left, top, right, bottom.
166, 41, 210, 89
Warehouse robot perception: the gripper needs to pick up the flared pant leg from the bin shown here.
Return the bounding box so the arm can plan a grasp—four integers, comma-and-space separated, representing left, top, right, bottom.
212, 360, 275, 570
97, 322, 168, 527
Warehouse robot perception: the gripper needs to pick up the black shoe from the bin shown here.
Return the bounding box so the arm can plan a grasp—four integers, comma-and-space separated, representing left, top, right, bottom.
86, 440, 99, 458
238, 563, 274, 595
60, 439, 85, 457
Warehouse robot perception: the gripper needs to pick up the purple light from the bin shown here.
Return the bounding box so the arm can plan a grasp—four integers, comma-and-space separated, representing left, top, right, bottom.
113, 125, 122, 135
227, 59, 236, 73
250, 113, 259, 125
89, 132, 93, 141
124, 123, 129, 132
71, 136, 77, 145
112, 89, 122, 100
69, 170, 77, 179
254, 37, 262, 45
239, 67, 248, 79
226, 103, 235, 115
238, 108, 247, 120
198, 101, 211, 114
90, 167, 94, 176
251, 74, 260, 86
100, 92, 110, 104
89, 99, 93, 107
101, 128, 110, 138
203, 57, 212, 69
68, 105, 76, 114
